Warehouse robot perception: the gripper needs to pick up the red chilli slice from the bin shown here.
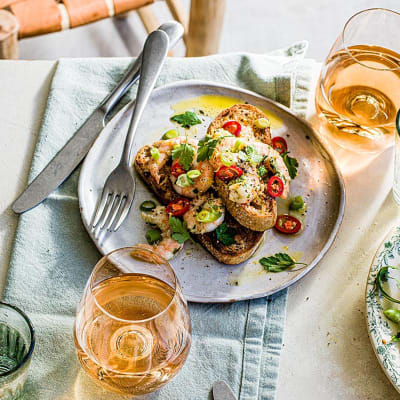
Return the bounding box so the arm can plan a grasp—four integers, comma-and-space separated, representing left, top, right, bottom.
267, 176, 284, 197
166, 198, 190, 217
216, 165, 243, 182
271, 136, 288, 155
275, 214, 301, 234
222, 121, 242, 137
171, 160, 186, 177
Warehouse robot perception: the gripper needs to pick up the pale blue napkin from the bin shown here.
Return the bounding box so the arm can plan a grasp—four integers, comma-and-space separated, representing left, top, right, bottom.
4, 43, 315, 400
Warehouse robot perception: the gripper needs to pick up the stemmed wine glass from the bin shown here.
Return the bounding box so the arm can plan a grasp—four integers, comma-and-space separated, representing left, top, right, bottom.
315, 8, 400, 152
74, 245, 191, 396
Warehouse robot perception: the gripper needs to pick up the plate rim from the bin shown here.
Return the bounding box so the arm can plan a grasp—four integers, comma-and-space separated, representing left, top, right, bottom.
365, 224, 400, 393
78, 79, 346, 303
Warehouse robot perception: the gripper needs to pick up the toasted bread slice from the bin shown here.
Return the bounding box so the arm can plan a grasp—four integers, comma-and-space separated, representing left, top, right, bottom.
208, 104, 278, 231
196, 213, 264, 264
135, 144, 179, 204
208, 104, 272, 144
214, 178, 277, 232
134, 144, 264, 265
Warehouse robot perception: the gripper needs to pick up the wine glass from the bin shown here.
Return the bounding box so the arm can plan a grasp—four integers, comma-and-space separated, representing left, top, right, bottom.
74, 245, 191, 396
315, 8, 400, 152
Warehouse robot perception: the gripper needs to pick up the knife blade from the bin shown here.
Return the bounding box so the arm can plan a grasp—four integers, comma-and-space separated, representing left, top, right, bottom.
12, 21, 184, 214
212, 381, 237, 400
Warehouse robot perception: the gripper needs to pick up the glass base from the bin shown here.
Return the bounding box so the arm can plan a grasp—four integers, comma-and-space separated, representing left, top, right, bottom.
314, 113, 394, 154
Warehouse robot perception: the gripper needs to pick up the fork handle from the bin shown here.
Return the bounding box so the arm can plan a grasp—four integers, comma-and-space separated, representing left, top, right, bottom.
120, 30, 169, 166
101, 21, 183, 120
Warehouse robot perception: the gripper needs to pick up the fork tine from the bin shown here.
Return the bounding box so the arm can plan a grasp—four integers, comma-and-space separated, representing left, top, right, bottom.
105, 195, 124, 231
92, 189, 111, 228
99, 193, 117, 230
108, 195, 127, 231
112, 194, 133, 231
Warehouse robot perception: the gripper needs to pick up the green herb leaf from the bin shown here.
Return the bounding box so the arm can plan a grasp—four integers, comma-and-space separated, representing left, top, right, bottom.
171, 139, 195, 171
169, 216, 193, 244
257, 165, 267, 177
282, 152, 299, 179
171, 111, 201, 128
197, 135, 219, 162
259, 252, 307, 273
215, 222, 236, 246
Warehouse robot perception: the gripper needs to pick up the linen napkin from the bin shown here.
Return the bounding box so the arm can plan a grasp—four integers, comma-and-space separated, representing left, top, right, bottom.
4, 42, 315, 400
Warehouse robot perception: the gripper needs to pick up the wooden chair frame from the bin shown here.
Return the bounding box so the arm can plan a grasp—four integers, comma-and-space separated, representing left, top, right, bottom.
0, 0, 226, 58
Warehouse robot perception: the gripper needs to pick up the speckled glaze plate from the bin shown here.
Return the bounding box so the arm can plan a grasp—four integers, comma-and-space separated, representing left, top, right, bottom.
366, 225, 400, 393
78, 81, 345, 303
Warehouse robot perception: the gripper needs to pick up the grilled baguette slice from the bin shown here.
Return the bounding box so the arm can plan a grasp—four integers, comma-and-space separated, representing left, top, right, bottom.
208, 104, 278, 231
134, 144, 264, 265
214, 179, 277, 232
208, 104, 272, 144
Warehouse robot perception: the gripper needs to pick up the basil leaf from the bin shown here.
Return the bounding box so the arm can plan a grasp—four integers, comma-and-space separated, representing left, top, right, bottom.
171, 111, 201, 128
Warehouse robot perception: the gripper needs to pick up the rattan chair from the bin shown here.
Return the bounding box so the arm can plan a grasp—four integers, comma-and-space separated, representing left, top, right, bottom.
0, 0, 226, 58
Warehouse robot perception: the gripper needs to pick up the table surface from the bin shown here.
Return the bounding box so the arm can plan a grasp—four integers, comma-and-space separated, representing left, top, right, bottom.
1, 60, 400, 399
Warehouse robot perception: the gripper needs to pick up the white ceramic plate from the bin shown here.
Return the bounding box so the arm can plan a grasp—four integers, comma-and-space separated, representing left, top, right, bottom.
366, 225, 400, 393
78, 81, 345, 303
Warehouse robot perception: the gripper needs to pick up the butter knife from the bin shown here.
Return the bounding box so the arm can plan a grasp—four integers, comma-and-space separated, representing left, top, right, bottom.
213, 381, 237, 400
12, 21, 184, 214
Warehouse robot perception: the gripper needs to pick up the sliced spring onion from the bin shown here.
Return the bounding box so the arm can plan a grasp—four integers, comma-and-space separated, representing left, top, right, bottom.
289, 196, 305, 211
150, 147, 160, 161
221, 151, 235, 167
162, 129, 179, 140
254, 118, 271, 129
233, 139, 245, 153
213, 128, 232, 138
376, 266, 400, 304
176, 173, 193, 187
196, 209, 220, 223
140, 200, 156, 212
145, 229, 161, 244
257, 165, 267, 177
187, 169, 201, 179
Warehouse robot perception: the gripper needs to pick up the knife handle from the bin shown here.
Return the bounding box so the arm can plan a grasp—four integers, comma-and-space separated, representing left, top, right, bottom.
101, 55, 143, 120
101, 21, 184, 120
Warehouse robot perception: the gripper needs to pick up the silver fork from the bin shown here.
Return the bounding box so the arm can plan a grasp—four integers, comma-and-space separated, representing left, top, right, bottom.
92, 29, 169, 232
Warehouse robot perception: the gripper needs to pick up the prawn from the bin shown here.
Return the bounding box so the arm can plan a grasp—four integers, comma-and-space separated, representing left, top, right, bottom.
252, 141, 290, 198
140, 206, 182, 260
170, 159, 214, 198
211, 136, 290, 199
148, 136, 197, 184
183, 194, 225, 234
